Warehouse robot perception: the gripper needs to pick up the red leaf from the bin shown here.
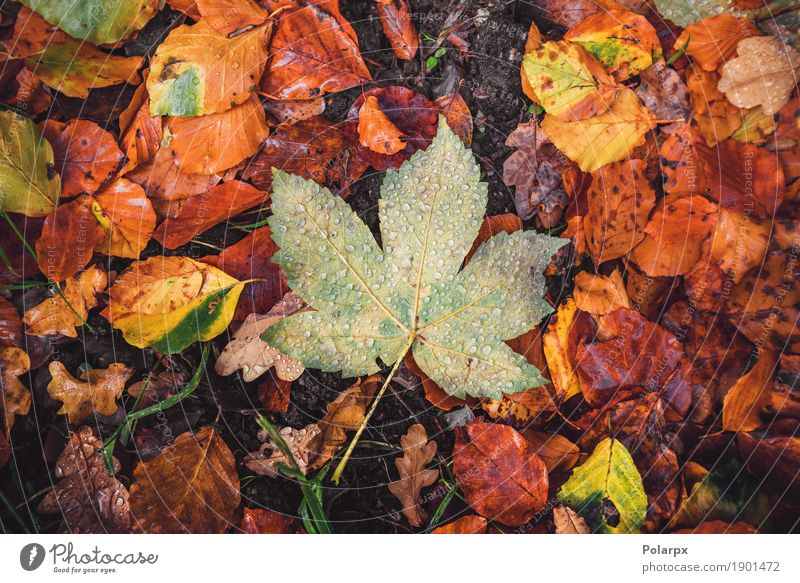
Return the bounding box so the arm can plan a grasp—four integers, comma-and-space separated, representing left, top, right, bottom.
238, 507, 294, 534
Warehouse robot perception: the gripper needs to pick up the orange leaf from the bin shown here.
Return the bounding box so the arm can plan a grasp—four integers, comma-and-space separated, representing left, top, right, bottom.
543, 298, 594, 401
676, 14, 759, 72
238, 507, 294, 534
432, 515, 488, 534
118, 75, 162, 175
0, 346, 30, 432
387, 424, 438, 527
375, 0, 419, 60
722, 351, 776, 432
572, 269, 631, 315
46, 361, 132, 425
358, 95, 406, 155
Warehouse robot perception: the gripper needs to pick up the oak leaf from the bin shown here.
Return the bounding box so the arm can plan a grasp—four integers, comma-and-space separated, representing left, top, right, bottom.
37, 426, 130, 533
358, 95, 406, 155
263, 119, 565, 399
216, 292, 306, 382
102, 256, 245, 354
245, 424, 320, 477
718, 36, 800, 115
47, 361, 132, 424
130, 426, 240, 533
387, 424, 438, 527
0, 346, 31, 432
23, 266, 107, 337
542, 88, 656, 173
453, 418, 549, 526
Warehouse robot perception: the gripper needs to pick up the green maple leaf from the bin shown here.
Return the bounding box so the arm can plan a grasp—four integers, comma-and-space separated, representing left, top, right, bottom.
263, 118, 566, 400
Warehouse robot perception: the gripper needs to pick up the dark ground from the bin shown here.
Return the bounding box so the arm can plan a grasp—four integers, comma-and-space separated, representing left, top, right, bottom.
0, 0, 572, 533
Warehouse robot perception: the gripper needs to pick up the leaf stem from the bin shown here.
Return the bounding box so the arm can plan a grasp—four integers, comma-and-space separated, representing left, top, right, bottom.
332, 332, 416, 484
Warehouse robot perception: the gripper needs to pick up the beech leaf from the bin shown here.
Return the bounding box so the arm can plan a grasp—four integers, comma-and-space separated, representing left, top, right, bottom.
263, 118, 566, 399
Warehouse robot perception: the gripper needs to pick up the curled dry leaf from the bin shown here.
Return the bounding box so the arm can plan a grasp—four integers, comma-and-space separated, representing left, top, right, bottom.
722, 351, 776, 432
238, 507, 294, 534
675, 14, 759, 72
432, 515, 488, 534
718, 36, 800, 116
553, 506, 590, 534
503, 121, 569, 227
387, 424, 439, 527
130, 426, 240, 533
572, 269, 631, 315
102, 257, 245, 354
148, 20, 272, 117
23, 266, 107, 338
216, 292, 306, 382
308, 375, 382, 470
37, 426, 130, 533
165, 95, 270, 175
358, 95, 406, 155
2, 8, 144, 99
153, 180, 268, 249
0, 346, 31, 432
46, 361, 132, 425
261, 1, 372, 100
39, 119, 125, 198
453, 418, 549, 526
375, 0, 419, 60
245, 424, 320, 478
543, 89, 656, 173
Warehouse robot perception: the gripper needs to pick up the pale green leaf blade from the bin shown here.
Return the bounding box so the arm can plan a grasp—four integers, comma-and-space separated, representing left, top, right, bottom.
379, 117, 486, 318
558, 438, 647, 534
653, 0, 737, 27
0, 111, 60, 217
263, 309, 406, 378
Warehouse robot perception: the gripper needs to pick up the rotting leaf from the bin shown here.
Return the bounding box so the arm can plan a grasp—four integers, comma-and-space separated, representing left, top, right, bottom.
263, 118, 566, 400
46, 361, 132, 425
130, 426, 240, 533
387, 424, 438, 527
558, 437, 646, 534
37, 426, 130, 533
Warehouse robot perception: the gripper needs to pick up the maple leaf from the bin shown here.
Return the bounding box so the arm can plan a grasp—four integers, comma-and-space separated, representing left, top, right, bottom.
263, 118, 565, 400
558, 437, 647, 534
37, 426, 130, 533
387, 424, 438, 527
46, 361, 132, 424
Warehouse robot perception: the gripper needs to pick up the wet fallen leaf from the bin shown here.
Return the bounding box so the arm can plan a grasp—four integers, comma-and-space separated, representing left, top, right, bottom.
718, 36, 800, 115
737, 433, 800, 500
387, 424, 438, 527
130, 426, 240, 533
522, 430, 580, 473
0, 110, 61, 217
454, 418, 549, 526
676, 14, 759, 72
177, 0, 270, 36
553, 506, 590, 534
722, 351, 776, 432
118, 76, 162, 174
358, 95, 406, 155
125, 146, 222, 201
23, 266, 107, 337
245, 424, 320, 477
2, 66, 51, 115
238, 506, 294, 534
102, 256, 245, 354
558, 437, 646, 533
47, 361, 131, 425
543, 298, 595, 401
37, 426, 130, 533
543, 88, 656, 173
375, 0, 419, 60
216, 292, 306, 382
0, 346, 31, 432
635, 59, 690, 132
432, 515, 488, 534
0, 299, 21, 347
686, 67, 743, 145
573, 269, 631, 315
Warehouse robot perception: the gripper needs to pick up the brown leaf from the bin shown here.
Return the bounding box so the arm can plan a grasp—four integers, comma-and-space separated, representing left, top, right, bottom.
737, 433, 800, 499
39, 119, 125, 198
245, 424, 320, 478
215, 292, 306, 382
584, 159, 655, 265
201, 226, 286, 321
503, 122, 569, 227
46, 361, 132, 425
125, 146, 222, 201
238, 507, 294, 534
553, 506, 589, 533
573, 269, 631, 315
35, 199, 104, 282
153, 181, 269, 249
676, 14, 759, 72
634, 59, 690, 132
260, 2, 372, 100
672, 520, 757, 534
258, 372, 292, 413
387, 424, 438, 527
575, 308, 692, 420
2, 66, 51, 115
37, 426, 130, 533
130, 426, 240, 533
521, 430, 580, 473
0, 346, 31, 432
453, 418, 549, 526
722, 351, 776, 432
0, 297, 22, 347
23, 266, 107, 338
308, 375, 382, 469
432, 515, 488, 534
375, 0, 419, 60
358, 95, 406, 155
434, 92, 473, 144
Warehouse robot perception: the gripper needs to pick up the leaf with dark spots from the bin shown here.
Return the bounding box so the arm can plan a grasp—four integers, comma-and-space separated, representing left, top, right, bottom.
375, 0, 419, 60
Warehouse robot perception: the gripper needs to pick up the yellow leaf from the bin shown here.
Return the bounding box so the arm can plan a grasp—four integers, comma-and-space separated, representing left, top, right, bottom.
543, 299, 583, 400
0, 346, 31, 432
47, 362, 132, 425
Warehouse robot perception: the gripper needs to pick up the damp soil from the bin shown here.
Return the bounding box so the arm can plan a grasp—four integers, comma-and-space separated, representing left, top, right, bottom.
1, 0, 565, 534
